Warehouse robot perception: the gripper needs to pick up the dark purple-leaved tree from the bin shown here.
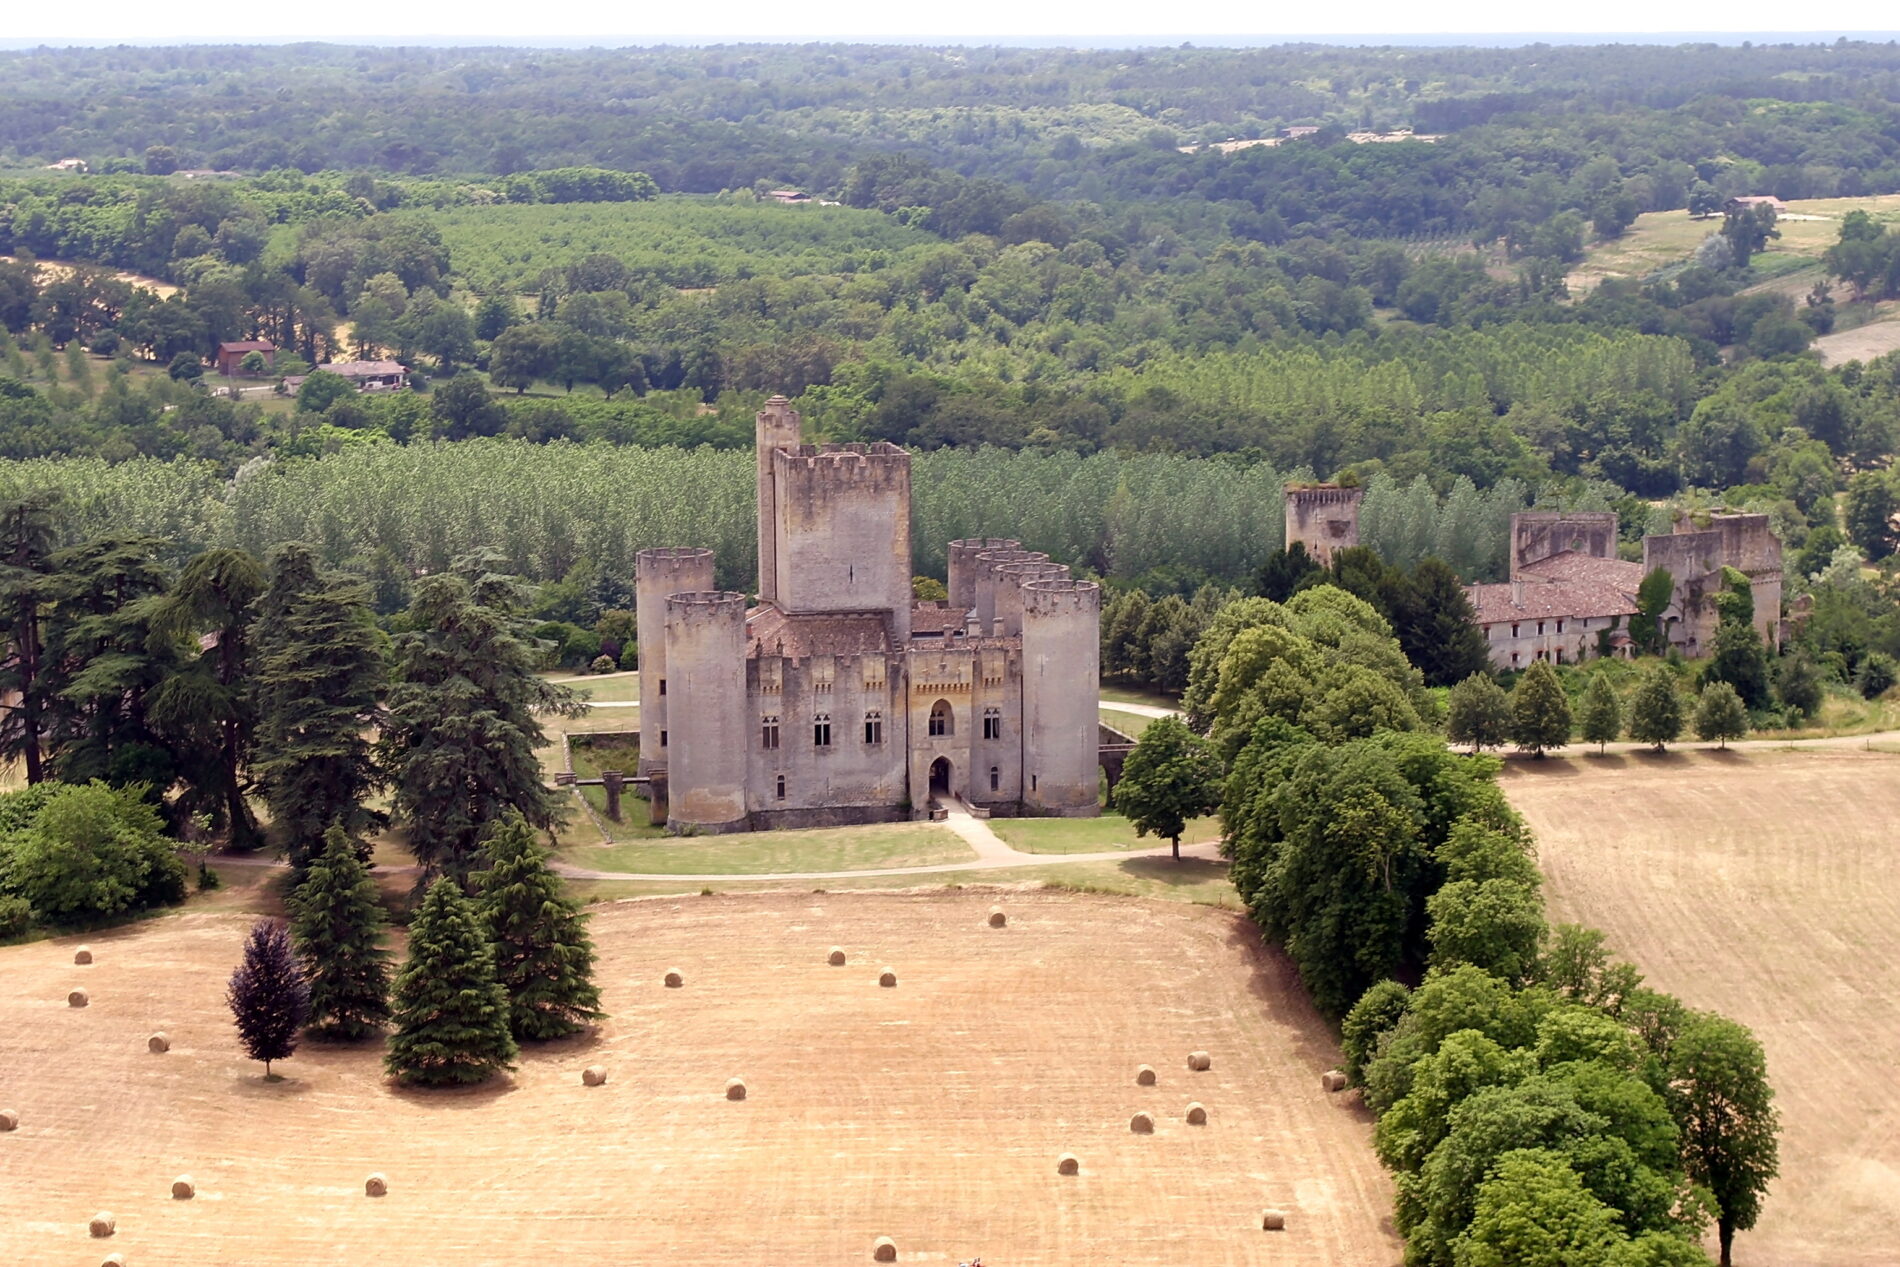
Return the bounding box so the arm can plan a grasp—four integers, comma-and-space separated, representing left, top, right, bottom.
227, 919, 310, 1078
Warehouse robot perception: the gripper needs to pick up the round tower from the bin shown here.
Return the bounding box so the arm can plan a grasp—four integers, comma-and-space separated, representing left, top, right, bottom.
974, 548, 1046, 633
635, 548, 716, 776
662, 591, 750, 833
947, 538, 1019, 615
1021, 579, 1102, 817
993, 560, 1069, 638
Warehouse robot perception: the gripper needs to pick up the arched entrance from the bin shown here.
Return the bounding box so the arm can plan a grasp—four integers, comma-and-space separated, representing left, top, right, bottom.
929, 756, 952, 801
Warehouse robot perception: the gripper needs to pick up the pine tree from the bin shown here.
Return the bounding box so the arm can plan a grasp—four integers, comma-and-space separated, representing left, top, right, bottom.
0, 490, 64, 784
1446, 671, 1511, 754
1394, 558, 1490, 688
386, 876, 518, 1086
1694, 681, 1749, 749
1628, 663, 1685, 751
1508, 660, 1572, 757
289, 825, 392, 1040
1578, 672, 1624, 753
252, 544, 388, 870
227, 919, 310, 1078
477, 814, 604, 1041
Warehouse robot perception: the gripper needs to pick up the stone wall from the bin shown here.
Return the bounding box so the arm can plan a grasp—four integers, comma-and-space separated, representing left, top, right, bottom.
1284, 485, 1364, 566
771, 444, 913, 641
634, 547, 715, 776
1510, 511, 1619, 579
1022, 579, 1102, 817
663, 591, 750, 833
747, 647, 910, 822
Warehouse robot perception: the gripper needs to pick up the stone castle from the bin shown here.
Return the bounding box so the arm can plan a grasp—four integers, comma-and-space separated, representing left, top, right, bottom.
1284, 484, 1365, 566
636, 397, 1101, 834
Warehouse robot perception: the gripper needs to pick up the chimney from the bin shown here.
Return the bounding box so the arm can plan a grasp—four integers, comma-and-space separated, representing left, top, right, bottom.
1511, 580, 1524, 606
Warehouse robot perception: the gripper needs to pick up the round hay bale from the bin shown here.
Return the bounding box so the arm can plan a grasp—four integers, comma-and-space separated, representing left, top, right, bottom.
663, 969, 683, 988
68, 988, 90, 1009
988, 906, 1007, 928
88, 1212, 115, 1238
1135, 1064, 1157, 1086
364, 1173, 388, 1198
828, 946, 846, 966
1321, 1069, 1348, 1093
582, 1065, 608, 1087
726, 1077, 747, 1101
1056, 1152, 1080, 1176
171, 1175, 194, 1200
1129, 1111, 1154, 1134
147, 1032, 170, 1054
878, 968, 897, 988
73, 945, 93, 965
1185, 1102, 1207, 1125
101, 1254, 126, 1267
872, 1236, 897, 1262
1261, 1208, 1287, 1231
0, 1108, 18, 1131
1186, 1050, 1211, 1072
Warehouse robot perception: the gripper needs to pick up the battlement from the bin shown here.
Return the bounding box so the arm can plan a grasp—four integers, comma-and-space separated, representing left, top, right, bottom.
665, 590, 750, 617
1023, 577, 1102, 616
1284, 484, 1364, 507
636, 545, 715, 574
1284, 483, 1363, 566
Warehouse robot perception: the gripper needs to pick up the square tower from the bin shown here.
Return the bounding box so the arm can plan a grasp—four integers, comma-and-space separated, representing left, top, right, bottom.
1284, 484, 1364, 566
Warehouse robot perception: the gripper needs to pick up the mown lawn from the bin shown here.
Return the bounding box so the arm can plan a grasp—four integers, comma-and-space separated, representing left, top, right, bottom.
991, 812, 1222, 855
558, 822, 975, 875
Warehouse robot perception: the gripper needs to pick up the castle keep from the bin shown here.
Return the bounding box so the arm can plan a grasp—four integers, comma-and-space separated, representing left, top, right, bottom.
638, 397, 1102, 834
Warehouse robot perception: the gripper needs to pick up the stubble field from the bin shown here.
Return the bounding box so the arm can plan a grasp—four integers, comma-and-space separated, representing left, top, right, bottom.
1504, 746, 1900, 1267
0, 890, 1399, 1266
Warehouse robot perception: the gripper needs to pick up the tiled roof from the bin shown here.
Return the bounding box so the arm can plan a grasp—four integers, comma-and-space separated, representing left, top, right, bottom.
217, 340, 274, 353
1517, 551, 1645, 593
908, 603, 967, 635
1466, 581, 1639, 626
319, 360, 406, 378
746, 607, 892, 658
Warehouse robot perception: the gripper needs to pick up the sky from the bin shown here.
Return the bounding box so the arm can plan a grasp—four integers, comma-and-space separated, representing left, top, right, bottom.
5, 0, 1899, 44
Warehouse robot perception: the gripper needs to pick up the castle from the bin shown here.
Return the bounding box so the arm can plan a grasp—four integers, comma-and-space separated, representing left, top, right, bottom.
636, 397, 1102, 834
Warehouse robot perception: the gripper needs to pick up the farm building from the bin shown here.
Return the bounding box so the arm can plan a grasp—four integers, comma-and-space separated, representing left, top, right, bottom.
214, 340, 275, 376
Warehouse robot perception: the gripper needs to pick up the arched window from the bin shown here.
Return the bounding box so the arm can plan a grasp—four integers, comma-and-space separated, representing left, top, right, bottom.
863, 710, 883, 744
813, 713, 832, 747
990, 766, 999, 792
928, 699, 953, 737
982, 707, 1002, 740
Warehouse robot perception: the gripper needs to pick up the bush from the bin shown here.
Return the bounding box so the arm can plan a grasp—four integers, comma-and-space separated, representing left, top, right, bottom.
0, 894, 32, 937
589, 654, 617, 674
1855, 651, 1896, 700
0, 781, 187, 926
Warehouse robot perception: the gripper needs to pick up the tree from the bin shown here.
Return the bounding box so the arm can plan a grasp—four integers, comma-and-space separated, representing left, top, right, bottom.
1111, 716, 1223, 859
1687, 182, 1723, 219
1843, 471, 1897, 560
477, 814, 604, 1041
1509, 661, 1572, 757
474, 293, 523, 341
251, 545, 387, 869
0, 780, 187, 924
1256, 541, 1322, 601
1694, 681, 1748, 749
295, 368, 354, 414
0, 491, 63, 784
1720, 202, 1779, 270
1394, 558, 1490, 687
1775, 653, 1822, 720
385, 876, 519, 1086
1451, 1148, 1626, 1267
1856, 650, 1896, 699
238, 350, 270, 376
429, 372, 505, 439
1703, 569, 1770, 709
288, 825, 391, 1040
167, 351, 203, 381
1578, 673, 1623, 753
1628, 664, 1684, 751
379, 563, 583, 880
1667, 1013, 1779, 1267
1631, 567, 1674, 655
488, 324, 556, 392
226, 919, 309, 1078
1446, 672, 1512, 755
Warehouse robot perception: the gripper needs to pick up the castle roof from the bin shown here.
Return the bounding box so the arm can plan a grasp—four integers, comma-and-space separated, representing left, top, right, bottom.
1466, 580, 1639, 626
1516, 551, 1645, 593
908, 602, 966, 635
746, 606, 892, 659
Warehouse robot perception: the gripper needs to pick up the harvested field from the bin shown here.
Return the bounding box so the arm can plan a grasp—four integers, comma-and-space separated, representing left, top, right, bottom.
1812, 307, 1900, 367
0, 891, 1398, 1266
1504, 747, 1900, 1267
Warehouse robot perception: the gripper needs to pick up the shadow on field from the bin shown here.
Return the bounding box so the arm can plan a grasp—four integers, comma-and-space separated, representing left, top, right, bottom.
1114, 856, 1227, 888
389, 1073, 522, 1108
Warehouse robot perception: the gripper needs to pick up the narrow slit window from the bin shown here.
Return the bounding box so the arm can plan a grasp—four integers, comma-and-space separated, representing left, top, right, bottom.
989, 766, 999, 792
775, 774, 786, 800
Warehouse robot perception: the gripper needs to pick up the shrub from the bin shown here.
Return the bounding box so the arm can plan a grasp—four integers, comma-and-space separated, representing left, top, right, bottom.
0, 781, 186, 925
0, 894, 32, 937
1855, 651, 1896, 700
589, 654, 618, 674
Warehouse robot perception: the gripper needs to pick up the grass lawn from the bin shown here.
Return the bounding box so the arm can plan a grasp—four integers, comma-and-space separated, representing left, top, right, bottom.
1098, 684, 1181, 710
547, 670, 640, 703
991, 812, 1222, 854
1101, 706, 1157, 740
569, 732, 641, 778
558, 822, 975, 875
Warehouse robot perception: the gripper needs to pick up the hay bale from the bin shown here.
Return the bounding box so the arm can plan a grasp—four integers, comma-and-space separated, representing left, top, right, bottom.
1135, 1064, 1157, 1086
1321, 1069, 1348, 1093
0, 1108, 18, 1131
1187, 1050, 1211, 1072
364, 1173, 388, 1197
872, 1236, 897, 1262
663, 969, 683, 988
147, 1032, 170, 1054
988, 906, 1007, 928
1185, 1102, 1207, 1125
171, 1175, 195, 1200
73, 945, 93, 964
1261, 1208, 1287, 1231
582, 1065, 608, 1087
1129, 1111, 1154, 1134
68, 988, 89, 1009
101, 1254, 126, 1267
828, 946, 846, 966
89, 1212, 115, 1238
726, 1077, 747, 1101
878, 968, 897, 988
1056, 1152, 1080, 1176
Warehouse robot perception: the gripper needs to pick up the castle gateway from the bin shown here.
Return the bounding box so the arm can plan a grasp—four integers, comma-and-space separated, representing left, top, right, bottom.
637, 397, 1101, 834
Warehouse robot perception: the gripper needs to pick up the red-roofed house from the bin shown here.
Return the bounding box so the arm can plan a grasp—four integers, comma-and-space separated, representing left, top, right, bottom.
215, 340, 275, 376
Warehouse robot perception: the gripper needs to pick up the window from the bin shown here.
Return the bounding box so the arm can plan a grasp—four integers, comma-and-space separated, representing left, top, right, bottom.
863, 711, 883, 744
1511, 623, 1520, 638
1556, 620, 1565, 634
1031, 774, 1038, 792
659, 678, 666, 696
775, 774, 786, 800
813, 713, 832, 747
761, 716, 780, 750
982, 707, 1002, 740
1555, 648, 1565, 664
660, 729, 667, 747
990, 766, 999, 792
928, 700, 952, 737
1536, 621, 1546, 636
1510, 653, 1519, 667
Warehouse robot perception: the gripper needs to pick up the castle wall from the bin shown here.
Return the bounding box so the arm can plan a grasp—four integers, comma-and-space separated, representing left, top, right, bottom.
1284, 486, 1364, 566
634, 547, 716, 776
1021, 579, 1102, 817
947, 538, 1019, 616
771, 444, 912, 641
1643, 516, 1785, 653
754, 397, 803, 603
663, 592, 750, 833
992, 560, 1069, 637
906, 641, 1025, 816
747, 648, 910, 822
1510, 511, 1619, 579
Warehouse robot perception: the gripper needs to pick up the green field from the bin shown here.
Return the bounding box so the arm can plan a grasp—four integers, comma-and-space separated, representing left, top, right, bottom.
990, 812, 1221, 854
421, 197, 940, 291
1570, 195, 1900, 291
559, 822, 975, 875
550, 671, 641, 703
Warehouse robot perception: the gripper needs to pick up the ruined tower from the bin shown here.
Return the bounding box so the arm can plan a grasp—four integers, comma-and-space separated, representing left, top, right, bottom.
1283, 485, 1364, 566
1509, 511, 1620, 579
